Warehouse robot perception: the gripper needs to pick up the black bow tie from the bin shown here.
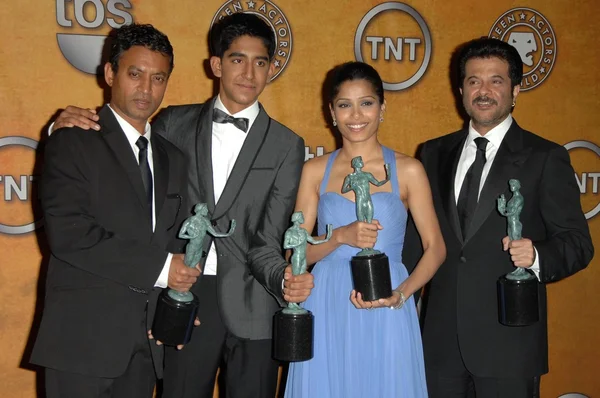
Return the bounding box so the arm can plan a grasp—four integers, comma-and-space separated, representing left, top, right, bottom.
213, 108, 249, 133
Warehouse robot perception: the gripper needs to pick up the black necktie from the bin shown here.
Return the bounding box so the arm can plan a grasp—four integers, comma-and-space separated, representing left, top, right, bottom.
457, 137, 489, 239
136, 136, 153, 222
213, 108, 249, 133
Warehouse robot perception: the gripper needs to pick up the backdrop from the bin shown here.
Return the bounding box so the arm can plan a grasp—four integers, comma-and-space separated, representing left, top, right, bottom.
0, 1, 598, 397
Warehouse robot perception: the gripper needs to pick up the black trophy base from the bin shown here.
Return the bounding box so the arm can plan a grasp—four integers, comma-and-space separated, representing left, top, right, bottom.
351, 252, 392, 301
498, 275, 539, 326
272, 310, 314, 362
152, 289, 199, 346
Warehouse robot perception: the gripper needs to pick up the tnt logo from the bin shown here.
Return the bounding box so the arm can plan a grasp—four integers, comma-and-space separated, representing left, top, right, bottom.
56, 0, 134, 74
564, 140, 600, 220
354, 2, 432, 91
304, 146, 325, 162
0, 137, 43, 235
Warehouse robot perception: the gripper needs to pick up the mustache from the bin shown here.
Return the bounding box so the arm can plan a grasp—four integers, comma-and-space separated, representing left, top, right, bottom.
472, 96, 498, 106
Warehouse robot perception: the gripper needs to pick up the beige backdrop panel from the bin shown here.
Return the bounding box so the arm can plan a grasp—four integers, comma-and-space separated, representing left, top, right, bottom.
0, 1, 597, 397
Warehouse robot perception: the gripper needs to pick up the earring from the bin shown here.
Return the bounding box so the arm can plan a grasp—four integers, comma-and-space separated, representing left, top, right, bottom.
380, 117, 384, 123
512, 100, 516, 107
333, 120, 337, 127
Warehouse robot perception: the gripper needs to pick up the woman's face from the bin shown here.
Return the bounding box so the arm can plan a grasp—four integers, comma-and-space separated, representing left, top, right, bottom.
330, 79, 385, 144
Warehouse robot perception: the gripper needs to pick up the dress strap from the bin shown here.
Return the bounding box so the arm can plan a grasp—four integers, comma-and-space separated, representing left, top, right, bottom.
319, 149, 340, 196
382, 146, 399, 195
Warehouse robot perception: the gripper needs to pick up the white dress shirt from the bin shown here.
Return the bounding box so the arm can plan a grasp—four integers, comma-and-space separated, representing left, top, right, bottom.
107, 105, 172, 288
454, 114, 540, 278
203, 96, 259, 275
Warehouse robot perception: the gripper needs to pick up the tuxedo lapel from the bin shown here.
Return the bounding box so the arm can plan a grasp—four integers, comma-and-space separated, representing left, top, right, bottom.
151, 136, 169, 217
212, 105, 271, 221
99, 106, 149, 219
195, 98, 216, 214
464, 121, 531, 244
439, 132, 468, 244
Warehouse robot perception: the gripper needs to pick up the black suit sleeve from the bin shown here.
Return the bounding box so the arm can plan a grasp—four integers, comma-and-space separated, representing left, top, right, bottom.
167, 155, 191, 254
402, 143, 428, 274
535, 145, 594, 282
42, 130, 169, 291
247, 137, 304, 306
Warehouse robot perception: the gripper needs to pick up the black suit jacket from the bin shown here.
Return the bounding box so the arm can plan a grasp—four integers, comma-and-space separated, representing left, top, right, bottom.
404, 120, 593, 378
152, 98, 304, 340
31, 106, 188, 378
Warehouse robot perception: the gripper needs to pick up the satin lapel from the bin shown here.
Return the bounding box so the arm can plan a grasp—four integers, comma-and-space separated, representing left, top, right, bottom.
440, 132, 468, 244
212, 106, 270, 221
151, 136, 169, 216
465, 122, 531, 244
99, 106, 149, 215
195, 98, 216, 214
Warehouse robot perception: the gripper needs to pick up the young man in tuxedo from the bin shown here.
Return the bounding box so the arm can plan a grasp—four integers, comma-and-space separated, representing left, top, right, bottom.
50, 13, 314, 398
404, 38, 593, 397
31, 24, 200, 398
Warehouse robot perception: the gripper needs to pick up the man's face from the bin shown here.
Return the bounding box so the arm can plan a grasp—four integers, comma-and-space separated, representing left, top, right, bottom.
210, 35, 275, 114
104, 45, 171, 132
460, 56, 519, 135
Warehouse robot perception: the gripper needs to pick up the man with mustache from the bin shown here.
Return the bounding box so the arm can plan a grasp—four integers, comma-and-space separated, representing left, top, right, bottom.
403, 38, 593, 397
31, 24, 198, 397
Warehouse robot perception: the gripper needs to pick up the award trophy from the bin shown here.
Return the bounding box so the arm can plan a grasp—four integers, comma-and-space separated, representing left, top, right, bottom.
343, 156, 392, 301
497, 179, 539, 326
152, 203, 235, 345
273, 211, 332, 362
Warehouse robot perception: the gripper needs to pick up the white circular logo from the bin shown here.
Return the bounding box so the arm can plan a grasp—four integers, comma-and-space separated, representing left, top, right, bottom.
210, 1, 293, 82
55, 0, 134, 75
564, 140, 600, 220
354, 2, 432, 91
558, 394, 590, 398
489, 8, 557, 91
0, 136, 43, 235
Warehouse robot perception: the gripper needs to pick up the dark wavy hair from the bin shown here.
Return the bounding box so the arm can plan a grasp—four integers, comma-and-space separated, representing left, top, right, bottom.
457, 37, 522, 89
109, 23, 174, 74
328, 62, 384, 104
210, 13, 275, 59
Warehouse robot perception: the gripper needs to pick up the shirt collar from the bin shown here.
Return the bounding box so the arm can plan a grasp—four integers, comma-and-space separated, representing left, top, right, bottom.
107, 104, 152, 147
214, 95, 260, 131
467, 114, 513, 150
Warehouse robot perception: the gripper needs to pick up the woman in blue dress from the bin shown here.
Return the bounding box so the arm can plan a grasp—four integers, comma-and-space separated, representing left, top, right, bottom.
284, 62, 446, 398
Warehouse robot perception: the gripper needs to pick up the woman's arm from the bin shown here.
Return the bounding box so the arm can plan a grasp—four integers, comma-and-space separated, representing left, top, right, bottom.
394, 157, 446, 298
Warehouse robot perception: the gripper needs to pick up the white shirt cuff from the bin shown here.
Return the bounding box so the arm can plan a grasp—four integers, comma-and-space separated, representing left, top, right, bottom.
529, 247, 541, 281
155, 253, 173, 288
48, 122, 55, 136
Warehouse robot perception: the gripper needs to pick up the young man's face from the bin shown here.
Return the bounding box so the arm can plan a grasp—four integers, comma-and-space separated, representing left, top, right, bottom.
105, 45, 171, 132
210, 35, 275, 114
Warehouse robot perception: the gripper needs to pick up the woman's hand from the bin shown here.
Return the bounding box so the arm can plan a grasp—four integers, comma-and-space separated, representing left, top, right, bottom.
338, 220, 383, 249
350, 289, 405, 310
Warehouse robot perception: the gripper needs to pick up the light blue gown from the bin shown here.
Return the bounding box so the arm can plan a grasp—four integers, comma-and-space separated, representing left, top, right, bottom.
285, 146, 427, 398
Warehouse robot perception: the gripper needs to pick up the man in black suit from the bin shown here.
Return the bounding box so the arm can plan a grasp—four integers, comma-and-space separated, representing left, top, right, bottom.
405, 38, 593, 397
50, 13, 314, 398
31, 24, 200, 398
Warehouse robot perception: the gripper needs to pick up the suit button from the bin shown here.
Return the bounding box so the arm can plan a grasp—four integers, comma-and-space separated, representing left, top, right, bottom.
460, 256, 467, 263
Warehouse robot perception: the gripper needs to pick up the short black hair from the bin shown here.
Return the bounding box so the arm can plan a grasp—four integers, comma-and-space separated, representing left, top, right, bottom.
109, 23, 174, 75
328, 62, 384, 104
210, 13, 275, 59
458, 37, 522, 89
